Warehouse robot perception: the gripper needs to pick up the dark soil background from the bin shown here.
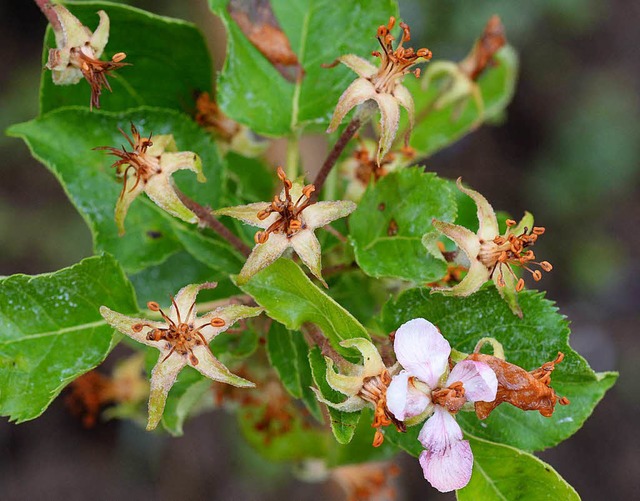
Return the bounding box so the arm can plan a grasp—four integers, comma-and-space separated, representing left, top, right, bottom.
1, 0, 638, 499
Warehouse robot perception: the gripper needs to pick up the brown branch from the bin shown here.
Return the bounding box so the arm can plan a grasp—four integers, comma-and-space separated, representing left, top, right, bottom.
34, 0, 61, 31
302, 323, 348, 368
176, 190, 252, 257
313, 117, 361, 195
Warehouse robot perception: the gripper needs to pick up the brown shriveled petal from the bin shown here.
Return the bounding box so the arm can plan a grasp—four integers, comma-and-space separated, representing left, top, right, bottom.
458, 15, 506, 81
467, 352, 569, 419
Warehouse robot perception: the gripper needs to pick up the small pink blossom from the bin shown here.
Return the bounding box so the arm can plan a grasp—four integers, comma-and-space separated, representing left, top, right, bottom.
386, 318, 497, 492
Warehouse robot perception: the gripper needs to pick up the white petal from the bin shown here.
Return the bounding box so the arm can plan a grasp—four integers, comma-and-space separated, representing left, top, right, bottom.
301, 200, 356, 229
90, 10, 110, 57
146, 134, 176, 156
160, 152, 205, 182
393, 84, 415, 135
456, 178, 499, 241
147, 355, 186, 430
114, 180, 145, 236
199, 304, 263, 342
430, 260, 491, 297
431, 220, 481, 265
236, 234, 290, 285
53, 5, 91, 48
144, 175, 198, 224
418, 408, 473, 492
99, 306, 164, 349
190, 345, 255, 387
171, 283, 217, 325
327, 78, 376, 132
372, 92, 400, 165
214, 202, 277, 229
386, 371, 431, 421
339, 54, 378, 78
493, 267, 523, 318
291, 230, 325, 286
394, 318, 450, 388
446, 360, 497, 403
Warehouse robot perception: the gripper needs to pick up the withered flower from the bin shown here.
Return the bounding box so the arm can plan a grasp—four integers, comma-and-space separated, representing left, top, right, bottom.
422, 15, 506, 122
339, 138, 413, 201
195, 92, 267, 157
467, 350, 570, 420
96, 123, 205, 235
45, 5, 128, 109
386, 318, 497, 492
100, 282, 263, 430
327, 17, 432, 164
312, 338, 401, 447
215, 167, 356, 286
431, 178, 552, 317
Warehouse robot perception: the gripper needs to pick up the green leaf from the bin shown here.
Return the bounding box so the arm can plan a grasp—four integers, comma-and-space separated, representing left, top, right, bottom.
266, 322, 323, 421
382, 287, 617, 452
40, 1, 212, 113
406, 46, 518, 157
129, 251, 240, 305
236, 258, 369, 358
458, 434, 579, 500
349, 168, 457, 282
209, 0, 397, 136
309, 346, 361, 444
8, 106, 230, 274
225, 152, 276, 203
327, 270, 388, 330
0, 254, 137, 422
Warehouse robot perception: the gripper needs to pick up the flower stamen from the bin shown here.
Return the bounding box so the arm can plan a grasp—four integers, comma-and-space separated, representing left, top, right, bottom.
479, 224, 552, 290
254, 167, 317, 243
371, 17, 432, 94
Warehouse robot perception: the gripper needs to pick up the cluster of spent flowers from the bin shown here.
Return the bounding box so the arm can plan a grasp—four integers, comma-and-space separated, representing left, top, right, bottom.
43, 5, 561, 495
45, 5, 128, 109
327, 16, 432, 165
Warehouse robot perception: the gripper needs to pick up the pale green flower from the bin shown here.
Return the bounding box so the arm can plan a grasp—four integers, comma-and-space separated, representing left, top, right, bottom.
215, 168, 355, 286
45, 5, 127, 109
431, 178, 552, 317
327, 17, 431, 165
96, 123, 205, 235
100, 282, 262, 430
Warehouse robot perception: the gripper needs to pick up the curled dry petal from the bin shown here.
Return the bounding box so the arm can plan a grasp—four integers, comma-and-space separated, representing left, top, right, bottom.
467, 352, 570, 419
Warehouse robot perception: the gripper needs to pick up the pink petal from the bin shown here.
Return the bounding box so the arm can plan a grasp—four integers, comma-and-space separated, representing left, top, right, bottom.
446, 360, 498, 403
418, 407, 473, 492
419, 440, 473, 492
386, 371, 431, 421
394, 318, 450, 388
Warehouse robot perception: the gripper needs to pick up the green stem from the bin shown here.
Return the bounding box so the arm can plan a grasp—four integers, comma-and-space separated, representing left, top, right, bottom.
286, 131, 300, 179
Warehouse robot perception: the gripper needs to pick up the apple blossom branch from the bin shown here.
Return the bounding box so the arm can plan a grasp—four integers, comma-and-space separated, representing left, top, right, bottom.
313, 117, 362, 196
176, 190, 252, 257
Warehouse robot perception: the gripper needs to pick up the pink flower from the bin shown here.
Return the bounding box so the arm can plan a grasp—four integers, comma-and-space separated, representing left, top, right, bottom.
386, 318, 497, 492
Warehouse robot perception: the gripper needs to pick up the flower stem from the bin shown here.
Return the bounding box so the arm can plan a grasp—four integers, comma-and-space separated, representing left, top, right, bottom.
286, 131, 300, 180
313, 117, 361, 195
34, 0, 61, 31
302, 323, 347, 367
176, 190, 252, 257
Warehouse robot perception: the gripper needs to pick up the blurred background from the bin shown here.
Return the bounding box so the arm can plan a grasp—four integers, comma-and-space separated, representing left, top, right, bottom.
1, 0, 638, 499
